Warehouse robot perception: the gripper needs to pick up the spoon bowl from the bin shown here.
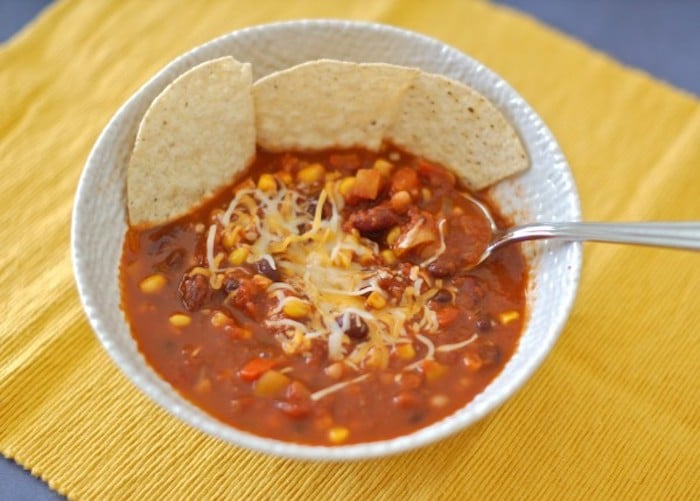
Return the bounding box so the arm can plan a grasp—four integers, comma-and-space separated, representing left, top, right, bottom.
462, 193, 700, 269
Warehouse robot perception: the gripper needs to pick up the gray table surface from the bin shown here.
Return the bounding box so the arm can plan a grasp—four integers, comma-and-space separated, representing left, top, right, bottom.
1, 0, 698, 499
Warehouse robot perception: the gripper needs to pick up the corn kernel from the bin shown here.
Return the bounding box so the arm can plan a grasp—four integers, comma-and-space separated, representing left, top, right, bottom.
257, 173, 277, 193
386, 226, 401, 246
499, 310, 520, 325
169, 313, 191, 328
338, 176, 356, 197
283, 298, 311, 319
390, 190, 412, 214
228, 247, 249, 266
366, 291, 387, 310
381, 249, 397, 265
211, 311, 232, 328
366, 347, 388, 368
222, 229, 240, 249
395, 343, 416, 360
254, 370, 291, 397
328, 426, 350, 444
373, 158, 394, 176
422, 187, 432, 201
297, 163, 325, 184
139, 274, 166, 294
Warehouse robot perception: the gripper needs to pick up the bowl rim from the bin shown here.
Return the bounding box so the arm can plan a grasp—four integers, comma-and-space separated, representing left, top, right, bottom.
72, 18, 582, 461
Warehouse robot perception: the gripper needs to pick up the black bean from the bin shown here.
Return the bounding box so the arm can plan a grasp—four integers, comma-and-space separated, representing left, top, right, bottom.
255, 258, 281, 281
433, 289, 452, 303
336, 313, 369, 340
223, 276, 240, 294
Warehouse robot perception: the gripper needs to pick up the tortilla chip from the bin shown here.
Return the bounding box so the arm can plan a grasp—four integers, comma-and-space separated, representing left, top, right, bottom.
127, 57, 255, 227
385, 72, 529, 190
253, 60, 417, 152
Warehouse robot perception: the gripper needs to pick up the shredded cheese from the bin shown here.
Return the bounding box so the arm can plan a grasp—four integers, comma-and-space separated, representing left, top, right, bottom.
435, 334, 479, 352
310, 373, 369, 401
421, 218, 447, 266
206, 174, 468, 371
415, 333, 436, 360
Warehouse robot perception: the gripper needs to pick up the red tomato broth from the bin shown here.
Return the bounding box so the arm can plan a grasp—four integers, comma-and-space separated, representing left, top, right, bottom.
120, 145, 527, 445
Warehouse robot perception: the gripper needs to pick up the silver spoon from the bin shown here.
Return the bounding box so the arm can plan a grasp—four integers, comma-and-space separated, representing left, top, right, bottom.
462, 194, 700, 269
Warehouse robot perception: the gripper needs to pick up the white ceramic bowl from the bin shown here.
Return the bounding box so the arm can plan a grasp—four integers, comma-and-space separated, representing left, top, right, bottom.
72, 20, 581, 460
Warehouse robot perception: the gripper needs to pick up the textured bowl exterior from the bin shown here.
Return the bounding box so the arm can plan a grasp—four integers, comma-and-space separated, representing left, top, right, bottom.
72, 20, 581, 460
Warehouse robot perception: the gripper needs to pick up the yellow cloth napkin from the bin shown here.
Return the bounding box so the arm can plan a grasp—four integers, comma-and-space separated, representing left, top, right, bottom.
1, 0, 698, 498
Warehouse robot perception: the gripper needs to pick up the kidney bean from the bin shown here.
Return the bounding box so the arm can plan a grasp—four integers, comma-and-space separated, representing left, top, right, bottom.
347, 205, 400, 233
178, 274, 209, 311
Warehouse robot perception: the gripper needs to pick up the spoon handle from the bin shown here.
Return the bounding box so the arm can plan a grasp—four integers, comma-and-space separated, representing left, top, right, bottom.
498, 222, 700, 251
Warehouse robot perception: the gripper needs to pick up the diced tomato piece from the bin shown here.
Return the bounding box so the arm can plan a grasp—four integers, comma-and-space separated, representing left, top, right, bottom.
436, 306, 460, 327
390, 167, 419, 194
239, 357, 276, 381
352, 169, 382, 199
